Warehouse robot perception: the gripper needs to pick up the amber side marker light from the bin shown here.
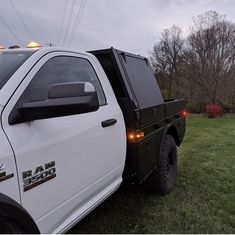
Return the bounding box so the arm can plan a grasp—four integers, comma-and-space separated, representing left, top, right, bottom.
128, 131, 145, 142
180, 109, 189, 117
27, 41, 42, 49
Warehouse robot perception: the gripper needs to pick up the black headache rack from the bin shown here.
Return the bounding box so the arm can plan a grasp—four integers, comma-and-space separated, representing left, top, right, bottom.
90, 48, 185, 184
90, 48, 165, 130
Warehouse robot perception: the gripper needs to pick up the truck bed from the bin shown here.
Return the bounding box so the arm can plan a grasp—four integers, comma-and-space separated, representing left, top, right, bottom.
90, 48, 186, 183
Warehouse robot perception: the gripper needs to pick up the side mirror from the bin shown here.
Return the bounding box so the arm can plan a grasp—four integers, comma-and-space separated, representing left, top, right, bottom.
9, 82, 99, 125
48, 82, 97, 99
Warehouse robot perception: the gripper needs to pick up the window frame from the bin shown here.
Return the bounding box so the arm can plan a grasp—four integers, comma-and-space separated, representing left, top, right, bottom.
21, 54, 107, 107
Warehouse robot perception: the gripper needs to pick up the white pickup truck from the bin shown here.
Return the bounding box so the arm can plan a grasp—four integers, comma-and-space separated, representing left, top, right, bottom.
0, 46, 186, 233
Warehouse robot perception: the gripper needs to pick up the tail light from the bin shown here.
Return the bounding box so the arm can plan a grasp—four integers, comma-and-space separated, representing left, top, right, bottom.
180, 109, 189, 117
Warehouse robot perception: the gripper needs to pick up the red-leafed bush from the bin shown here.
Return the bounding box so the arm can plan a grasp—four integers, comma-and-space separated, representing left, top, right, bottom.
206, 104, 224, 118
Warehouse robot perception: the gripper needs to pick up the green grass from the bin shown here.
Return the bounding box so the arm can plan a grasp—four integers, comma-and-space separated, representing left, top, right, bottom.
69, 114, 235, 234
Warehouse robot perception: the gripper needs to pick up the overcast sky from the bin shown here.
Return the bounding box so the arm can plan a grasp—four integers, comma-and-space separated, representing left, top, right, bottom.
0, 0, 235, 57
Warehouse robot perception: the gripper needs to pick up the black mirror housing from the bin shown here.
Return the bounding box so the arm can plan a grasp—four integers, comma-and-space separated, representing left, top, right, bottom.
9, 82, 99, 125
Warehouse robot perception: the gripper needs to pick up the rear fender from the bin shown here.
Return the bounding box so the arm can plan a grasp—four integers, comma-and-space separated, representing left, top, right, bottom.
163, 125, 180, 146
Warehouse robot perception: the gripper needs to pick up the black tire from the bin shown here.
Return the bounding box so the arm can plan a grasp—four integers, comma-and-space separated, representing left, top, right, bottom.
145, 134, 177, 195
0, 217, 25, 234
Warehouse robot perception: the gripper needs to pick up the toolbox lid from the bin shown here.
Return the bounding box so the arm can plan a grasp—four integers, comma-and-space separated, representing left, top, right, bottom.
90, 48, 164, 110
117, 50, 164, 109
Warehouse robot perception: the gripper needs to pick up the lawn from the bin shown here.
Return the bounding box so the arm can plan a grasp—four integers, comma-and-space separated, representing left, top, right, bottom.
69, 114, 235, 234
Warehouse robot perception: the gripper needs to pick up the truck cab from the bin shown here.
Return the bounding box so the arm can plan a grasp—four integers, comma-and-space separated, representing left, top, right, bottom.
0, 47, 126, 233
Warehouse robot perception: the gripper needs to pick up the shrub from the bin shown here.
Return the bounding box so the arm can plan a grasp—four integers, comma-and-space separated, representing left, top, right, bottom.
206, 104, 224, 118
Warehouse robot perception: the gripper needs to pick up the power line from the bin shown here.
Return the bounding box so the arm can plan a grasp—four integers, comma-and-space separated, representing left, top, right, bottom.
0, 14, 23, 46
67, 0, 84, 46
71, 0, 87, 47
58, 0, 68, 46
68, 0, 87, 47
9, 0, 34, 40
62, 0, 76, 47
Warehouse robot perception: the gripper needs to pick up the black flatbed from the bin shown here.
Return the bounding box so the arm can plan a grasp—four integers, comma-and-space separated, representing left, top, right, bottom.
90, 48, 186, 184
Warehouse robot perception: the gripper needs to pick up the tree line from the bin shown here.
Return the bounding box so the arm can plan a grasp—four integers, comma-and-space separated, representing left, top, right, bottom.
150, 11, 235, 112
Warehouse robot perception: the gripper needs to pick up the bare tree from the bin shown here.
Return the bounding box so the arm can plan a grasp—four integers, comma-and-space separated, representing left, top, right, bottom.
185, 11, 235, 110
151, 25, 184, 99
150, 11, 235, 112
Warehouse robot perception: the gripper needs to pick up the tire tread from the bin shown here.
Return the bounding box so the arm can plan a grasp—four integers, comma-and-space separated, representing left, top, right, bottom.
145, 134, 177, 195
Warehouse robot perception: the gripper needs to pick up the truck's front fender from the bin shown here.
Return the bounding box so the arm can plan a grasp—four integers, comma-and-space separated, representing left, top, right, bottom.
0, 193, 40, 234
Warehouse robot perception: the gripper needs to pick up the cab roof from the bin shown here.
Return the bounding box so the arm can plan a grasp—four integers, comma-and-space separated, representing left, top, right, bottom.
1, 46, 88, 55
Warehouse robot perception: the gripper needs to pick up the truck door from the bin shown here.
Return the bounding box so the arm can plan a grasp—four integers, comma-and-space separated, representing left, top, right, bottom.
1, 52, 126, 233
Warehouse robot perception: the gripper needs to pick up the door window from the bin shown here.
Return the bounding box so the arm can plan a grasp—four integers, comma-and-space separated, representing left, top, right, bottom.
23, 56, 106, 105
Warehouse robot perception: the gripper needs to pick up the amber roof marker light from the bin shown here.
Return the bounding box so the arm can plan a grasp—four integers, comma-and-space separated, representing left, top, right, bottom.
27, 41, 42, 49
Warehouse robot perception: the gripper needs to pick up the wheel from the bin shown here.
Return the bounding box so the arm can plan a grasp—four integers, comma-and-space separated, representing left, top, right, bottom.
0, 217, 25, 234
145, 134, 177, 195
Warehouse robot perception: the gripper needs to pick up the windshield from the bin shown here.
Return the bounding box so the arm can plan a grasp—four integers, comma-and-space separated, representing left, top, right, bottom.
0, 51, 35, 89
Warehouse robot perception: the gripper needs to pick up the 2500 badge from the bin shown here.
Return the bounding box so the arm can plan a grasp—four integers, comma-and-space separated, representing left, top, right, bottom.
22, 161, 56, 192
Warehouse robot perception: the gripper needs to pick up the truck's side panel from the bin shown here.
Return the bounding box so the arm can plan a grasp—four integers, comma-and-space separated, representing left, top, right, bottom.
1, 51, 126, 233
